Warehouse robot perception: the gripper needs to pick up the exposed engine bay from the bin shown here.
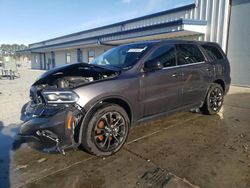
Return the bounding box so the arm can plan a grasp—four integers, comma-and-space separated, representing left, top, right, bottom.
41, 71, 116, 89
29, 63, 119, 104
52, 76, 95, 89
33, 63, 119, 92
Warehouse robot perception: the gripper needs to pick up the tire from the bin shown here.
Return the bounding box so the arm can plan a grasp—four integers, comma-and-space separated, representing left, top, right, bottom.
81, 103, 130, 156
200, 83, 224, 115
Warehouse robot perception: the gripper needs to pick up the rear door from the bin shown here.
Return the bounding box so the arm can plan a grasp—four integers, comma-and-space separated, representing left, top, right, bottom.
201, 44, 230, 84
176, 44, 213, 106
141, 44, 183, 116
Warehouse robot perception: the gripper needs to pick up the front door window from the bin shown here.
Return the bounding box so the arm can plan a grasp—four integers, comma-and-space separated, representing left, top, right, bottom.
146, 44, 176, 68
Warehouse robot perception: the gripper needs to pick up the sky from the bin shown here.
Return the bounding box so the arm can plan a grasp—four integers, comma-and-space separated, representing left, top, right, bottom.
0, 0, 194, 45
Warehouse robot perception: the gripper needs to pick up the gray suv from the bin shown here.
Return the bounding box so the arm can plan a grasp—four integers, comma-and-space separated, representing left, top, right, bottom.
17, 40, 231, 156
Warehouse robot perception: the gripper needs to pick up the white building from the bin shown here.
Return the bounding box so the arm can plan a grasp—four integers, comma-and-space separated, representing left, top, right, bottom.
19, 0, 250, 86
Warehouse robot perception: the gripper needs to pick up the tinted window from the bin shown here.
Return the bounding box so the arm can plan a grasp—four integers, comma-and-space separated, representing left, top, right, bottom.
147, 44, 176, 67
202, 45, 224, 60
176, 44, 205, 65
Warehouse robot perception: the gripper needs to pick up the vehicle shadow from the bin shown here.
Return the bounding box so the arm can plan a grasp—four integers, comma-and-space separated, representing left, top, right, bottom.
0, 121, 20, 188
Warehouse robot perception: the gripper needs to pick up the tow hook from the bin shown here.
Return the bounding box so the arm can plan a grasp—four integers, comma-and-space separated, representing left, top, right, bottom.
36, 130, 66, 156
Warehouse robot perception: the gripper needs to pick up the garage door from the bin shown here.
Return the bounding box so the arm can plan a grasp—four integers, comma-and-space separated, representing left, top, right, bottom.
227, 0, 250, 86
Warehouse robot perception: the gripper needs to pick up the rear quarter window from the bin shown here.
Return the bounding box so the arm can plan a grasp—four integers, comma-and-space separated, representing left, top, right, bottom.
201, 45, 224, 61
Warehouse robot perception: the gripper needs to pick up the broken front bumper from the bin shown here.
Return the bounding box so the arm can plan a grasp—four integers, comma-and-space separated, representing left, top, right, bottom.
16, 102, 84, 154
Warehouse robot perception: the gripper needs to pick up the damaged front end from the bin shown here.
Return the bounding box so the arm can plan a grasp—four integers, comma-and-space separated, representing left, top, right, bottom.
15, 63, 119, 155
18, 102, 84, 155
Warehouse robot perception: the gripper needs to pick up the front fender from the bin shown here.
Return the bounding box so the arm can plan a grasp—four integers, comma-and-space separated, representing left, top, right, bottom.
77, 95, 133, 144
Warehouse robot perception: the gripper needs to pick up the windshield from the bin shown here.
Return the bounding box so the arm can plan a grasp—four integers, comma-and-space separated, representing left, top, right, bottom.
91, 43, 153, 69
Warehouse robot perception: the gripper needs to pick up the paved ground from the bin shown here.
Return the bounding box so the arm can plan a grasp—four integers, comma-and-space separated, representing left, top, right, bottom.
0, 69, 250, 188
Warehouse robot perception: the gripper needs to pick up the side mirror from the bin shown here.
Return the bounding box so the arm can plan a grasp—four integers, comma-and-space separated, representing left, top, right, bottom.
144, 60, 163, 72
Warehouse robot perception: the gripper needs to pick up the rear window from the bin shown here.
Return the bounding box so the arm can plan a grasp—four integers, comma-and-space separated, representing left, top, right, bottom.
176, 44, 205, 65
201, 45, 224, 60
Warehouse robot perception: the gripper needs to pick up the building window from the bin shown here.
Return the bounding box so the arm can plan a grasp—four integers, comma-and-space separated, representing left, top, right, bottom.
77, 49, 82, 62
35, 55, 38, 63
66, 52, 71, 63
88, 50, 95, 63
51, 51, 55, 67
47, 58, 51, 70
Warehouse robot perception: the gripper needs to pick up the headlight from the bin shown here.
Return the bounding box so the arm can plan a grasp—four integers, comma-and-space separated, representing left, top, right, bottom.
42, 91, 79, 104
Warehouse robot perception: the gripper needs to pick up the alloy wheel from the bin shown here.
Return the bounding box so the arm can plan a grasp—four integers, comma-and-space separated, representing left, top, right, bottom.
93, 111, 127, 152
209, 87, 223, 112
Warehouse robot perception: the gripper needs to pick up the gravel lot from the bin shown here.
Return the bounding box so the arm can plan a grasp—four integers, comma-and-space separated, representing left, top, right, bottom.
0, 68, 250, 188
0, 68, 44, 126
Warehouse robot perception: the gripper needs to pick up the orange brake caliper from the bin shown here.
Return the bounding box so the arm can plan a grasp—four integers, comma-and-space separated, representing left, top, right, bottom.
97, 120, 105, 141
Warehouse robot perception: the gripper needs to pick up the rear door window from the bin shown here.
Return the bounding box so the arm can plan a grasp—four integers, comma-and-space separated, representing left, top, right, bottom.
147, 44, 176, 68
176, 44, 205, 65
201, 45, 224, 60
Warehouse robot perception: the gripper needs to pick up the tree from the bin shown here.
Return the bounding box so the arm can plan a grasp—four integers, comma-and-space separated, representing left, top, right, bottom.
0, 44, 28, 58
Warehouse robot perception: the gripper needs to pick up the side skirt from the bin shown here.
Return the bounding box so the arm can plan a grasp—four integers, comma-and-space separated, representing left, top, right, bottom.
135, 103, 201, 125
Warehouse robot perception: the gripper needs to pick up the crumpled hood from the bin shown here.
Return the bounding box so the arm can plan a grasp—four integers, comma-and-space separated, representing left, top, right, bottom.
33, 63, 120, 86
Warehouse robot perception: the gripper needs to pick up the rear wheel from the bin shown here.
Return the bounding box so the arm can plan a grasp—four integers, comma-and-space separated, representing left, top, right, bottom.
201, 83, 224, 115
81, 104, 130, 156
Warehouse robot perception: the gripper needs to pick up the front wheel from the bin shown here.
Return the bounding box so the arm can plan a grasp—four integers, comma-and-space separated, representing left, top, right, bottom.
200, 83, 224, 115
81, 104, 130, 156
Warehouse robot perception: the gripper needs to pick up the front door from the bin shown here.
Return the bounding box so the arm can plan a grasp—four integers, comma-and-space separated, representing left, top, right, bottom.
140, 44, 183, 117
